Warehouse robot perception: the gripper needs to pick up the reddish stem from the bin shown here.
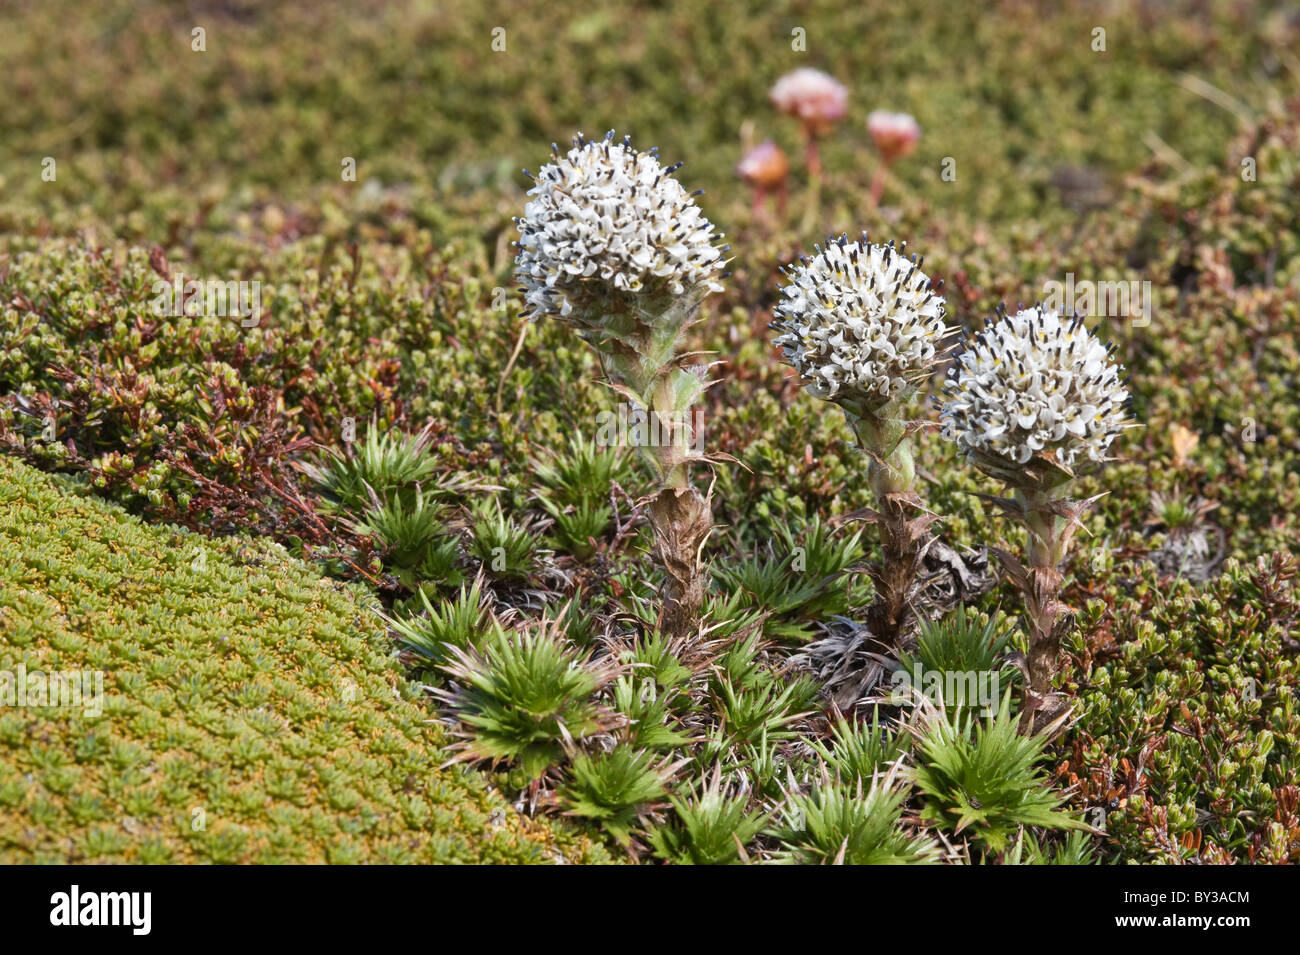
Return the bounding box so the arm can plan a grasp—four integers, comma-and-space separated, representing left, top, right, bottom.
803, 129, 822, 178
869, 162, 890, 208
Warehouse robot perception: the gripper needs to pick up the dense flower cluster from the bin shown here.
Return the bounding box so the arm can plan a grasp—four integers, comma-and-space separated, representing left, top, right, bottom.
514, 131, 725, 322
771, 234, 949, 411
940, 306, 1131, 475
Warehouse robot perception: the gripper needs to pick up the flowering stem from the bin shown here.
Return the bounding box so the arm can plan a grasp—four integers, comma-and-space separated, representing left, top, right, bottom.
850, 408, 933, 651
800, 131, 823, 234
1010, 485, 1076, 729
803, 128, 822, 179
750, 187, 768, 228
868, 162, 889, 208
644, 366, 711, 642
649, 372, 689, 489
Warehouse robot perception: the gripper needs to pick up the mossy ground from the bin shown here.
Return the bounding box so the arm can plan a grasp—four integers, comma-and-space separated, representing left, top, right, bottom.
1, 0, 1298, 863
0, 455, 610, 863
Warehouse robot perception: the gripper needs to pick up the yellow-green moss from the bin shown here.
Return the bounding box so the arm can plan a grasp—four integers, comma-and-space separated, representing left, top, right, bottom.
0, 455, 611, 863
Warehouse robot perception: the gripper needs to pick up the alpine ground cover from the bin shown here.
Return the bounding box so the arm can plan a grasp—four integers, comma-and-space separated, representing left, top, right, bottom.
0, 455, 610, 863
1, 0, 1299, 863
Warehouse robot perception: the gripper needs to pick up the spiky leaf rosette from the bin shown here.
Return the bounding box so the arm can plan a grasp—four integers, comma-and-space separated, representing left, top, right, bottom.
558, 747, 676, 847
514, 131, 726, 398
770, 771, 943, 865
771, 234, 950, 421
939, 305, 1132, 490
912, 699, 1087, 853
434, 619, 620, 780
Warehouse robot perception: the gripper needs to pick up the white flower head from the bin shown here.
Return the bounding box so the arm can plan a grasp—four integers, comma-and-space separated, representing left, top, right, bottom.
514, 131, 726, 326
940, 305, 1132, 484
771, 234, 950, 415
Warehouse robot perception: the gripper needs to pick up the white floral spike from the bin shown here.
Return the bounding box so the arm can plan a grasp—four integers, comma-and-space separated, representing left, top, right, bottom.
513, 132, 726, 643
940, 304, 1135, 726
770, 233, 949, 649
940, 304, 1131, 482
515, 131, 725, 326
771, 233, 950, 416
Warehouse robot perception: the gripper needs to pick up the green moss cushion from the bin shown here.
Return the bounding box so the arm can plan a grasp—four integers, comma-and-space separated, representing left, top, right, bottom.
0, 456, 608, 863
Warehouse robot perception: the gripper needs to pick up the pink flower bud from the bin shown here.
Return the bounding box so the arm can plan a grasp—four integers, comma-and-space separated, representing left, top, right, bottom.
736, 140, 790, 191
770, 69, 848, 135
867, 110, 921, 163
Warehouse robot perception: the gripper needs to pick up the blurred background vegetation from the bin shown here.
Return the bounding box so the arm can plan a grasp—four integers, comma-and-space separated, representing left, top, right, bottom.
1, 0, 1295, 233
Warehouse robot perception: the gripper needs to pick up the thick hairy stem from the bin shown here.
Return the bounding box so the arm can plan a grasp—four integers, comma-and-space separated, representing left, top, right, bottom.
648, 483, 712, 641
853, 412, 933, 650
1016, 487, 1073, 728
646, 369, 712, 641
582, 295, 714, 642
